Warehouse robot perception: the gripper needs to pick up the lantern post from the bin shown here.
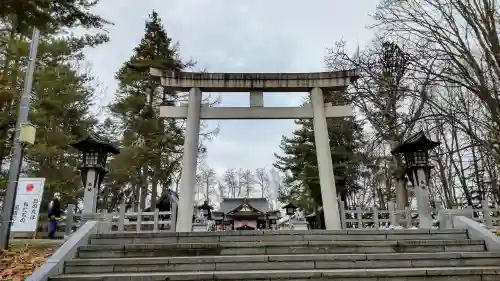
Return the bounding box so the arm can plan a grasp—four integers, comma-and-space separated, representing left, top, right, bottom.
197, 200, 213, 221
282, 202, 297, 217
282, 202, 297, 229
70, 132, 119, 215
391, 131, 439, 228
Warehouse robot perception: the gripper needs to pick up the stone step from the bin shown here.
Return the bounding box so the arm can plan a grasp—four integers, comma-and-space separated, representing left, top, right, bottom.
91, 229, 466, 237
77, 240, 485, 258
50, 267, 500, 281
89, 229, 468, 245
64, 252, 500, 274
89, 229, 467, 244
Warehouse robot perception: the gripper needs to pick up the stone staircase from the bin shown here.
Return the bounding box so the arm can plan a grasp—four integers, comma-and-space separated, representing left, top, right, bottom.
50, 229, 500, 280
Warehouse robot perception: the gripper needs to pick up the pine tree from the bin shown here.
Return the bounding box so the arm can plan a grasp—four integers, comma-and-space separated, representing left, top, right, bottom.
106, 11, 190, 210
274, 91, 363, 226
0, 1, 109, 180
0, 32, 105, 211
0, 0, 109, 35
29, 40, 98, 209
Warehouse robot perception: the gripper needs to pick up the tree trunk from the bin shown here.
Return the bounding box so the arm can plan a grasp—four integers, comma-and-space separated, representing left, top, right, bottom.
150, 173, 159, 209
139, 163, 148, 209
390, 141, 408, 212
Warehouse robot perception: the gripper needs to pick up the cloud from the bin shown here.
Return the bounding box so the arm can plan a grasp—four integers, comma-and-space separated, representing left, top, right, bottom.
86, 0, 377, 173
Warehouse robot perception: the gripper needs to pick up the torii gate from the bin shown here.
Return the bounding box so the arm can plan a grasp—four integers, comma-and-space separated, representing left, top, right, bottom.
150, 69, 359, 232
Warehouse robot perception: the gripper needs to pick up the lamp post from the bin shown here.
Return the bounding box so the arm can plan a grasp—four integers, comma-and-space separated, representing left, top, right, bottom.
0, 123, 37, 249
0, 27, 40, 250
70, 132, 119, 214
391, 131, 439, 228
197, 200, 213, 221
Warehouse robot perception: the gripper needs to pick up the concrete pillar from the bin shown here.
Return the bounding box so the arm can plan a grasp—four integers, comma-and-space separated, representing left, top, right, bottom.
249, 90, 263, 107
82, 169, 98, 214
310, 87, 341, 230
414, 168, 432, 228
176, 87, 202, 232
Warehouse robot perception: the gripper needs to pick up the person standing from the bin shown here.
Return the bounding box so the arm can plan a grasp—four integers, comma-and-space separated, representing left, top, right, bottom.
47, 196, 62, 239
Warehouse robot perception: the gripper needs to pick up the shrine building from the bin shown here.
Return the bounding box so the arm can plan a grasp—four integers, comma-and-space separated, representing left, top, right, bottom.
211, 198, 281, 230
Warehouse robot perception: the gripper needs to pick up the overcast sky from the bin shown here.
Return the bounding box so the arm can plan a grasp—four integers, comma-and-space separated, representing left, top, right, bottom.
85, 0, 377, 176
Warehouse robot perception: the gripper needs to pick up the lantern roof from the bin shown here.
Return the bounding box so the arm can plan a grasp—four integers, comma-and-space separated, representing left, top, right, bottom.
282, 202, 297, 210
391, 131, 439, 155
70, 131, 120, 154
197, 200, 214, 210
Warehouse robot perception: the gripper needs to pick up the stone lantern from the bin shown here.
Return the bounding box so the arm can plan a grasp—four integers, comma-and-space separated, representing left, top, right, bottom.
391, 131, 439, 228
197, 200, 213, 220
282, 202, 297, 216
71, 132, 119, 214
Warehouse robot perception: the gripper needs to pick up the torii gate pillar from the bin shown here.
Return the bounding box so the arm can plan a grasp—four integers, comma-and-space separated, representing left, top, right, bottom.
310, 87, 342, 229
176, 87, 202, 232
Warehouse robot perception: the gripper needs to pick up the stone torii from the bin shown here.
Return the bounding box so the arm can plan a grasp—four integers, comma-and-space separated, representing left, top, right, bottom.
150, 70, 359, 232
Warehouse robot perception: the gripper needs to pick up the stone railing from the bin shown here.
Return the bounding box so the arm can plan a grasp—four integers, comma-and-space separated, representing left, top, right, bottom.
339, 201, 438, 229
26, 220, 108, 281
12, 202, 177, 238
339, 199, 500, 229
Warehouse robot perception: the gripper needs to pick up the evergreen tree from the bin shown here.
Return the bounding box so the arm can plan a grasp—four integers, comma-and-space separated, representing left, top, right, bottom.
0, 0, 109, 34
0, 0, 110, 181
106, 11, 190, 210
0, 28, 107, 211
274, 91, 363, 227
27, 36, 100, 209
0, 1, 110, 211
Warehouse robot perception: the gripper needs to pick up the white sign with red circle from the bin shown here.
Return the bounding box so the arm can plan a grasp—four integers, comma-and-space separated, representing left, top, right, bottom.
11, 178, 45, 233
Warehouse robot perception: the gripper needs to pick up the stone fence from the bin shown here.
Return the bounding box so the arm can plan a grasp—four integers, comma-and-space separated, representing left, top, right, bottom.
339, 199, 500, 229
276, 199, 500, 230
11, 202, 177, 238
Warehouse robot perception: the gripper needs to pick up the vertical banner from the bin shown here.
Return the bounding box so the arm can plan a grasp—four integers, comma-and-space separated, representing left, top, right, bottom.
11, 178, 45, 232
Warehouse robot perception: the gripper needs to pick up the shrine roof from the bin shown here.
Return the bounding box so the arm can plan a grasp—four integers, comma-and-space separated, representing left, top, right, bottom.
229, 211, 262, 216
216, 198, 272, 214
